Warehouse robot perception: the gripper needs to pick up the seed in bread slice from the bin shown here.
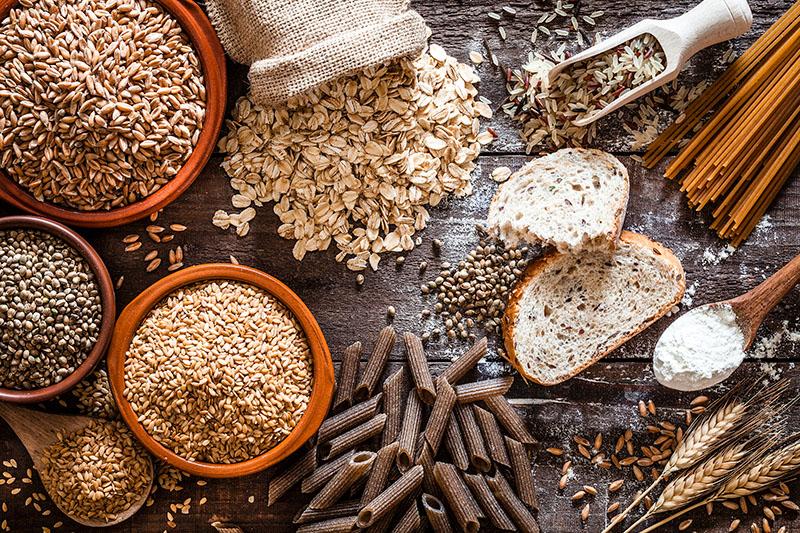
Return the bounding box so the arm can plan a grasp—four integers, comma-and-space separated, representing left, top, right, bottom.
487, 148, 629, 253
502, 231, 685, 386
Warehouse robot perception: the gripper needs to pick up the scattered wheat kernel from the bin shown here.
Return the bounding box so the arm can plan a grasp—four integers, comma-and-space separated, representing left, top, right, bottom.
229, 255, 239, 265
559, 474, 569, 489
248, 495, 255, 504
607, 502, 620, 514
561, 460, 572, 474
647, 400, 656, 415
609, 479, 624, 493
571, 490, 586, 501
679, 519, 693, 531
170, 224, 187, 232
123, 234, 140, 244
638, 401, 648, 417
125, 242, 143, 252
150, 212, 159, 223
145, 250, 158, 262
146, 258, 161, 272
581, 503, 590, 522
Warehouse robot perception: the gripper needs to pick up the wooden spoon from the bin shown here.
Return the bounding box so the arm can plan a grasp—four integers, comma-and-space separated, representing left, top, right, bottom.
547, 0, 752, 126
726, 253, 800, 349
0, 403, 153, 528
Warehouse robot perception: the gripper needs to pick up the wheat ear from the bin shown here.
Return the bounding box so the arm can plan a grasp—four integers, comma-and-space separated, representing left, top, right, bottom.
636, 436, 800, 533
604, 379, 788, 533
602, 392, 747, 533
621, 443, 747, 533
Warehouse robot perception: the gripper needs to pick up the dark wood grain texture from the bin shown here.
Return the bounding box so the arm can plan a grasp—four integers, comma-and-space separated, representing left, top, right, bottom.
2, 0, 800, 532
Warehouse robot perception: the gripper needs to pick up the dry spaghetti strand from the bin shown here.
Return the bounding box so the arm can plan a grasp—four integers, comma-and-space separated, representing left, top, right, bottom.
643, 1, 800, 246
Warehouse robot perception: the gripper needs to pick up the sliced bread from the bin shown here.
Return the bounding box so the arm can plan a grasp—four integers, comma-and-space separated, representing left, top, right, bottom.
502, 231, 685, 386
487, 148, 629, 253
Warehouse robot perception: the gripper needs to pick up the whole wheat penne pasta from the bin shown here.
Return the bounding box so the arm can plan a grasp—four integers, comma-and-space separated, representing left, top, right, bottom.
433, 462, 484, 533
392, 500, 421, 533
403, 332, 436, 404
296, 516, 358, 533
381, 367, 409, 446
310, 451, 376, 510
333, 341, 362, 410
355, 326, 396, 401
357, 465, 423, 527
505, 436, 539, 511
484, 395, 537, 444
361, 441, 400, 504
455, 376, 514, 403
268, 446, 317, 505
414, 442, 438, 495
455, 404, 491, 472
444, 415, 470, 471
463, 473, 516, 531
486, 471, 540, 533
303, 452, 354, 494
423, 377, 457, 454
294, 501, 362, 524
396, 390, 422, 471
474, 406, 510, 467
320, 413, 387, 460
421, 493, 454, 533
440, 337, 487, 384
318, 393, 383, 443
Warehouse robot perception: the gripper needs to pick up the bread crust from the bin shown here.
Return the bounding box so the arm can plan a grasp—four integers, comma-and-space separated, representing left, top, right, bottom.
502, 231, 686, 386
488, 148, 630, 252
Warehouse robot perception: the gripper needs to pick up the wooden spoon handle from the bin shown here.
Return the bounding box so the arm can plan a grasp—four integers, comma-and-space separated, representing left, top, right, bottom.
731, 252, 800, 346
664, 0, 752, 60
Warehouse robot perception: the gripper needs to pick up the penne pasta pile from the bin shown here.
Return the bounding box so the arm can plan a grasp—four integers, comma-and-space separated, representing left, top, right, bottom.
266, 327, 542, 532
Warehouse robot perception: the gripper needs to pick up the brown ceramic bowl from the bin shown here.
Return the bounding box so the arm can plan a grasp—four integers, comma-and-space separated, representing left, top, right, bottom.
0, 216, 116, 403
0, 0, 226, 228
107, 264, 334, 478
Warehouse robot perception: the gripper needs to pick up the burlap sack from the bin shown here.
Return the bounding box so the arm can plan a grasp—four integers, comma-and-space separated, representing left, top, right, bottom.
206, 0, 429, 105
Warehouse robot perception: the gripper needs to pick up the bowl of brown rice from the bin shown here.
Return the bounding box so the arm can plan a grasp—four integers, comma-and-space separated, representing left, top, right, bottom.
0, 0, 226, 228
106, 263, 334, 478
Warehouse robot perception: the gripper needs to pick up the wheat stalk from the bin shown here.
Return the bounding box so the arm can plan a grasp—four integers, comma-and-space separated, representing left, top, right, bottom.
603, 379, 789, 533
635, 435, 800, 533
622, 443, 748, 533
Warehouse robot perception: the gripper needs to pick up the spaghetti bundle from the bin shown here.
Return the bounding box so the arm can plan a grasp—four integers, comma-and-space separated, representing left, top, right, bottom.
644, 1, 800, 246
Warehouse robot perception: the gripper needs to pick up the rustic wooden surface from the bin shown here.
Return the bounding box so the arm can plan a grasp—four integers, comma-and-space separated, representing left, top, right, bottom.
2, 0, 800, 531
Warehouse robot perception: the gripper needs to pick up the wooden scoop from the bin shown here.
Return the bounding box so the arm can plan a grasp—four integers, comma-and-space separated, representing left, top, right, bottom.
0, 403, 153, 528
547, 0, 752, 126
725, 253, 800, 349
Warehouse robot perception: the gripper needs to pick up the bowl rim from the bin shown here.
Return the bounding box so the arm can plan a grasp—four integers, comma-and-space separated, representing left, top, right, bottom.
106, 263, 334, 478
0, 0, 227, 228
0, 215, 116, 403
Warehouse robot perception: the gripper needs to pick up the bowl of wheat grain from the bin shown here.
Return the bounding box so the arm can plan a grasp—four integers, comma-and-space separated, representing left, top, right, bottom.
106, 263, 335, 478
0, 0, 226, 227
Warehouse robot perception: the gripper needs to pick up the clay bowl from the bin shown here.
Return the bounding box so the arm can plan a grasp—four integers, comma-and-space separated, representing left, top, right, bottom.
0, 216, 116, 403
0, 0, 226, 228
107, 264, 334, 478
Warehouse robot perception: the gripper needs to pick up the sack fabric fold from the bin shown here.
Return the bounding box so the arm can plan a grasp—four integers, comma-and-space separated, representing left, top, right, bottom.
206, 0, 430, 105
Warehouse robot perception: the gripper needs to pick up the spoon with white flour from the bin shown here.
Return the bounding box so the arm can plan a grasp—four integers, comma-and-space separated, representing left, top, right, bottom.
654, 253, 800, 391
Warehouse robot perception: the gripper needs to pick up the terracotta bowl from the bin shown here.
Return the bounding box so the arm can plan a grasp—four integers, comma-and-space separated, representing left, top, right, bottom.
107, 264, 334, 478
0, 216, 116, 403
0, 0, 226, 228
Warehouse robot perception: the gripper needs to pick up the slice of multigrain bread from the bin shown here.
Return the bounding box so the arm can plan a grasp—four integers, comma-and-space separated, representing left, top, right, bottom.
502, 231, 685, 386
487, 148, 629, 253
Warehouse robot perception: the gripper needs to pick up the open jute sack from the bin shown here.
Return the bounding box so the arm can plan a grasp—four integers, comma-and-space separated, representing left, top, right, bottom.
206, 0, 430, 105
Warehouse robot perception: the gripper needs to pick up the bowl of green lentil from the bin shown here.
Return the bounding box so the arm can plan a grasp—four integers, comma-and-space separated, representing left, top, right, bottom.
0, 216, 116, 403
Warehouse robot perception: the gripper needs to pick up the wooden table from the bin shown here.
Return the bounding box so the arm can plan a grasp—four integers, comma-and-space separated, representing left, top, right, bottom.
1, 0, 799, 531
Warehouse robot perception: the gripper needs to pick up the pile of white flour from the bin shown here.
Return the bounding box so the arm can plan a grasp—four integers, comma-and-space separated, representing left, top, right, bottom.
653, 303, 746, 391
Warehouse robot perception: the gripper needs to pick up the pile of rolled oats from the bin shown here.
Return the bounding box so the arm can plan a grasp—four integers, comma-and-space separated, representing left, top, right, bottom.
214, 44, 493, 271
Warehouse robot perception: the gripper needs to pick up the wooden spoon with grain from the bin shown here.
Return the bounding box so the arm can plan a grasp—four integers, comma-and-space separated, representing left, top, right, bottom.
0, 402, 153, 528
